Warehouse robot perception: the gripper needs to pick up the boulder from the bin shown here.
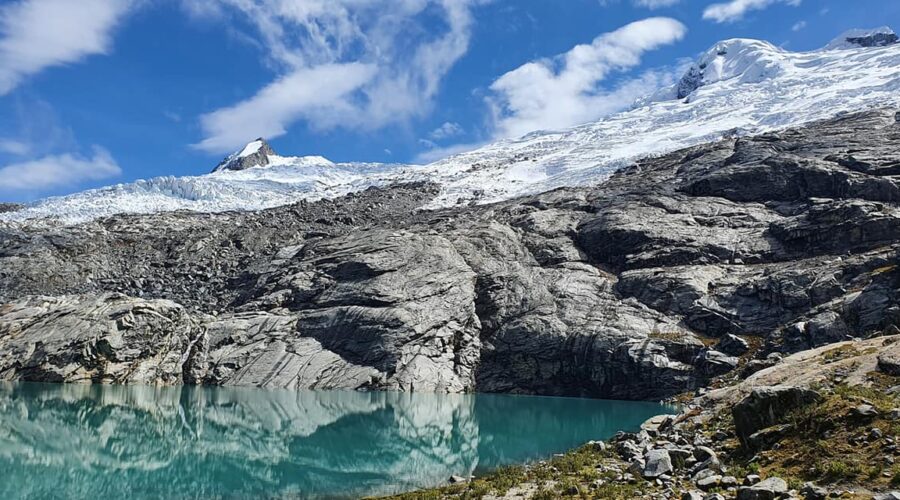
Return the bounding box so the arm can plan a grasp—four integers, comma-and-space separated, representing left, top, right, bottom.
695, 350, 739, 377
696, 473, 722, 491
641, 414, 676, 436
717, 334, 750, 356
800, 482, 827, 500
742, 358, 779, 378
693, 446, 718, 463
879, 348, 900, 376
668, 447, 693, 466
642, 449, 673, 478
849, 404, 879, 419
733, 386, 823, 446
747, 424, 794, 451
736, 477, 789, 500
627, 458, 646, 477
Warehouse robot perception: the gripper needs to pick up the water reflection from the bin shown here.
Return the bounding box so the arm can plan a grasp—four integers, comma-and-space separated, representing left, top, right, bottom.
0, 382, 671, 499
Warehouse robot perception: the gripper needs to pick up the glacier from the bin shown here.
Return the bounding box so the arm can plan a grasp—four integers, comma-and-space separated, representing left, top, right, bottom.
4, 29, 900, 224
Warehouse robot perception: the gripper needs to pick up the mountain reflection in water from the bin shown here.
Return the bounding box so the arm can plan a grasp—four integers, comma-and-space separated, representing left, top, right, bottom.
0, 382, 671, 499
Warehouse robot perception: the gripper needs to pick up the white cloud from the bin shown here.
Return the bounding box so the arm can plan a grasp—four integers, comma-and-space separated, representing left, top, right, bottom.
0, 138, 28, 155
634, 0, 681, 8
0, 0, 133, 95
194, 63, 377, 153
702, 0, 801, 24
0, 146, 121, 191
792, 20, 807, 32
598, 0, 681, 8
192, 0, 487, 154
487, 17, 686, 139
429, 121, 464, 140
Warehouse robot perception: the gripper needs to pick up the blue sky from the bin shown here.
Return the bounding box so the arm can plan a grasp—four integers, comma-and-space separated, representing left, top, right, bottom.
0, 0, 898, 202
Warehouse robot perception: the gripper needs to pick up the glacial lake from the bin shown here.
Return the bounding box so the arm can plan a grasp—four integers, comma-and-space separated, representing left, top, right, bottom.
0, 382, 672, 499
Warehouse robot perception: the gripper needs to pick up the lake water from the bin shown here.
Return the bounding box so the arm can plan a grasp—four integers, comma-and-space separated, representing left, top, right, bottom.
0, 382, 672, 499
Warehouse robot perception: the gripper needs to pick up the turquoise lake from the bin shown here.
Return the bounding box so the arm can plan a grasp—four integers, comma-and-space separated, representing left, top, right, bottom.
0, 382, 672, 499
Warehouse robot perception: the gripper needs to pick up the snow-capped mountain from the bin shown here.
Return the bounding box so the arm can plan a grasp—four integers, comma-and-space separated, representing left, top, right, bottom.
4, 28, 900, 224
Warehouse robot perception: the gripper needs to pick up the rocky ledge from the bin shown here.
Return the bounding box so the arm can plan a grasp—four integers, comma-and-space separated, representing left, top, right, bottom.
1, 109, 899, 401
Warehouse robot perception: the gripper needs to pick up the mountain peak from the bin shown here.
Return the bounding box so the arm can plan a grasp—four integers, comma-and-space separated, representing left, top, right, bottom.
675, 38, 784, 99
212, 138, 276, 172
825, 27, 898, 50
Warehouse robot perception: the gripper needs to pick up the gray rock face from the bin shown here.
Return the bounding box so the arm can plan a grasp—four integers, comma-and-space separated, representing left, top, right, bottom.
234, 229, 482, 392
846, 32, 900, 48
717, 334, 750, 356
212, 138, 275, 172
0, 203, 22, 214
2, 110, 900, 398
0, 294, 202, 384
733, 386, 823, 446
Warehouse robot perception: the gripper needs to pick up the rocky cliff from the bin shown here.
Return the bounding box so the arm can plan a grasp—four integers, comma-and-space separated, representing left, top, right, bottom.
1, 109, 898, 400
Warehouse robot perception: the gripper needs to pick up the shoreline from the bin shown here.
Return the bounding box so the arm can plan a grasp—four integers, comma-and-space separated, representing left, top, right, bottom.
383, 337, 900, 499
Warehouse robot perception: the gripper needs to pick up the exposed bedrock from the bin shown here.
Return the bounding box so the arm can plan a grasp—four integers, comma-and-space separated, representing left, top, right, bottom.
2, 110, 900, 399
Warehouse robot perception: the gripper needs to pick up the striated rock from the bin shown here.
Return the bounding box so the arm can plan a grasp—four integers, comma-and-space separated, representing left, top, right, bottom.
240, 229, 482, 393
0, 294, 203, 385
1, 110, 900, 398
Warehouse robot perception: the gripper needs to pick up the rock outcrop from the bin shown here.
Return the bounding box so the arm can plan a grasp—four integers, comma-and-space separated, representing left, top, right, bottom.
732, 386, 823, 446
212, 138, 275, 172
1, 110, 899, 399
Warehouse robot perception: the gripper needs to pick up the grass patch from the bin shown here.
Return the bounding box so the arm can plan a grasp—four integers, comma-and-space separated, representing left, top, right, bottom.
377, 442, 654, 499
821, 345, 863, 364
873, 264, 897, 275
724, 384, 900, 489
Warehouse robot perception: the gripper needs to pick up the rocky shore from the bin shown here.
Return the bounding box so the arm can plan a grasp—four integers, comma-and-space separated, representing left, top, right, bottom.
2, 109, 900, 497
386, 337, 900, 499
